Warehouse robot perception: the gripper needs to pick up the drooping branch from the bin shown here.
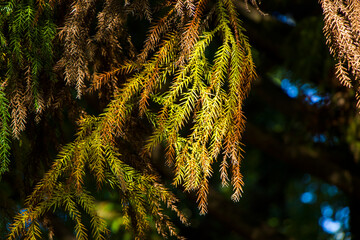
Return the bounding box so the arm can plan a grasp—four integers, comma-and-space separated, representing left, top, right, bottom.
320, 0, 360, 107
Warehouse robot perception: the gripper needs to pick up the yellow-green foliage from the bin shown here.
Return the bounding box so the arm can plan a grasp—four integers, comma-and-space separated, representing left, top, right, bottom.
1, 0, 56, 137
0, 88, 11, 179
3, 0, 256, 238
8, 116, 187, 239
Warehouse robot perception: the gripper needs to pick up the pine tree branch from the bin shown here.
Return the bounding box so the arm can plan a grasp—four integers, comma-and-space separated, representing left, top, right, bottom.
152, 156, 292, 240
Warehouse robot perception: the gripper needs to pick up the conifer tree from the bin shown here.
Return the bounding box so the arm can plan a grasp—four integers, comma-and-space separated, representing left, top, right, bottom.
1, 0, 359, 239
1, 0, 256, 238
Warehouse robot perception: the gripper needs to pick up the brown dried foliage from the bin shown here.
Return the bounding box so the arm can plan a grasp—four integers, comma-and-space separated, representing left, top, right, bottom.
320, 0, 360, 106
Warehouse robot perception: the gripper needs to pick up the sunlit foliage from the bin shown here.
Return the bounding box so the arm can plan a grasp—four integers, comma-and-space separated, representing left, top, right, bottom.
320, 0, 360, 106
1, 0, 256, 238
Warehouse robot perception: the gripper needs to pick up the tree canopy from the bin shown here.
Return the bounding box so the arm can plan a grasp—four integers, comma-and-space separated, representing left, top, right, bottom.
0, 0, 359, 239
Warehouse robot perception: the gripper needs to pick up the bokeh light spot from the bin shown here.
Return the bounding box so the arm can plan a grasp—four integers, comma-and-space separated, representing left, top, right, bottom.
320, 218, 341, 234
300, 192, 316, 204
321, 204, 333, 218
281, 79, 299, 98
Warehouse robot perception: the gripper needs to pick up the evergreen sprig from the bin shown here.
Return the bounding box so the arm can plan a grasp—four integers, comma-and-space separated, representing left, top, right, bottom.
5, 0, 255, 238
320, 0, 360, 106
1, 0, 56, 138
8, 115, 187, 239
0, 88, 11, 179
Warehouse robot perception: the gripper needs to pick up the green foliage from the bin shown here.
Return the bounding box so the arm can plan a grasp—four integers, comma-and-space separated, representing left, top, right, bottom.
0, 0, 57, 138
0, 89, 11, 179
8, 115, 187, 239
1, 0, 357, 239
1, 0, 255, 238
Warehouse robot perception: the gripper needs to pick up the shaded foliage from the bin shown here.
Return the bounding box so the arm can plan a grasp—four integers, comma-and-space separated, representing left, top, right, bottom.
1, 0, 360, 239
0, 0, 256, 238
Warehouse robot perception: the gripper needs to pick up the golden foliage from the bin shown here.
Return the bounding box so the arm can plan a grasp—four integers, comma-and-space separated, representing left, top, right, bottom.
8, 116, 188, 239
4, 0, 256, 238
58, 0, 96, 99
320, 0, 360, 106
97, 0, 256, 214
